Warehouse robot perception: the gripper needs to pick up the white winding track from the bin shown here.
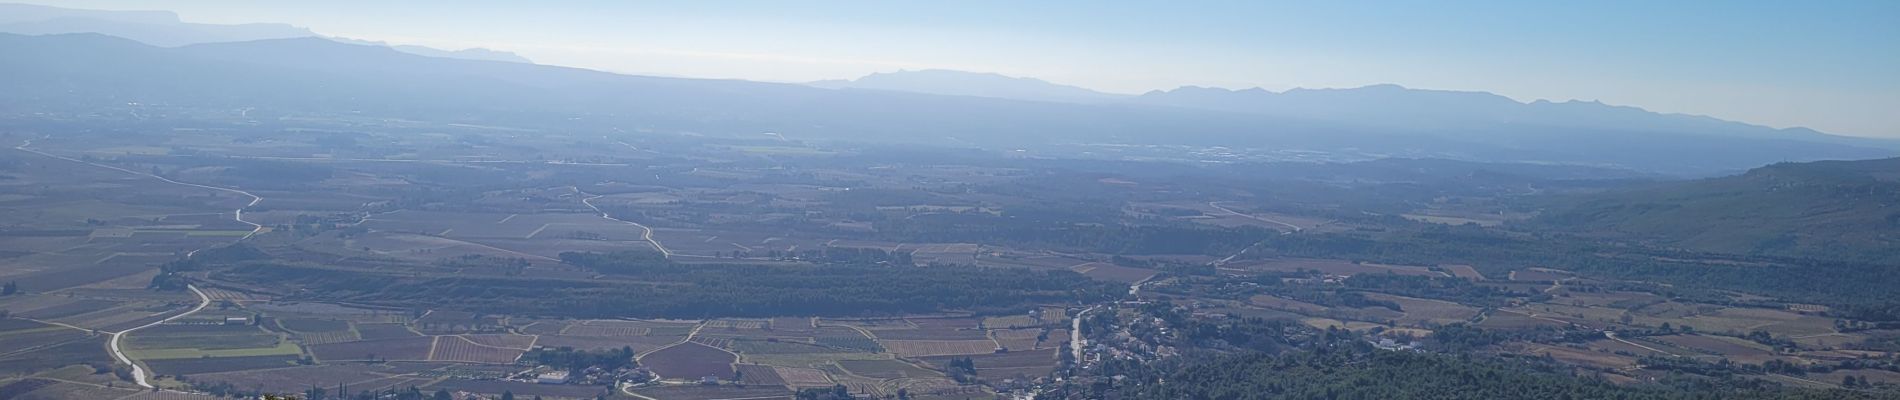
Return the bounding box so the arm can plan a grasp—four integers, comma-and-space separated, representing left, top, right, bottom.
17, 138, 263, 388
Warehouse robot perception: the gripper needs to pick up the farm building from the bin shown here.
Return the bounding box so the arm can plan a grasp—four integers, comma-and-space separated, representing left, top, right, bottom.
537, 371, 570, 384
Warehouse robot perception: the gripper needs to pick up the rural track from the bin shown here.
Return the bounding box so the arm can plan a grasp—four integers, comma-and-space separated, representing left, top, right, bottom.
1071, 305, 1101, 363
17, 138, 263, 389
573, 187, 678, 258
1603, 331, 1678, 357
109, 285, 212, 389
1209, 201, 1304, 233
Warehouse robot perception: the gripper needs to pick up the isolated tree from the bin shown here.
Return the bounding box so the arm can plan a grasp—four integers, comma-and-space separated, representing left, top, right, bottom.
432, 389, 453, 400
501, 390, 514, 400
2, 280, 17, 295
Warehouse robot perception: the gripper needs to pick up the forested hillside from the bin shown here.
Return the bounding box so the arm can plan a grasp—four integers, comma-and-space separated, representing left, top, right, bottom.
1531, 157, 1900, 264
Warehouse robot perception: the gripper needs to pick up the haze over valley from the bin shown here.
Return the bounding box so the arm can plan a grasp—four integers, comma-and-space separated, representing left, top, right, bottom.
1, 2, 1898, 400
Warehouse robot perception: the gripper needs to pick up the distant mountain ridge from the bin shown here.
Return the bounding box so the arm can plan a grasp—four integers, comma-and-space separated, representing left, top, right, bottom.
809, 69, 1128, 103
1529, 157, 1900, 263
0, 2, 531, 63
1134, 84, 1884, 148
0, 3, 312, 47
811, 69, 1886, 154
0, 32, 1893, 176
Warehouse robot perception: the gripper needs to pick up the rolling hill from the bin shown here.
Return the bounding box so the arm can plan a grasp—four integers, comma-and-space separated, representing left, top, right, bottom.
1530, 157, 1900, 263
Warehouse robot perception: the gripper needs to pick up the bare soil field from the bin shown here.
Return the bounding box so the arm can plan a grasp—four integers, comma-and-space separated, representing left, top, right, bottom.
879, 340, 998, 357
536, 334, 679, 354
1475, 312, 1567, 330
145, 354, 304, 375
629, 385, 793, 400
1678, 307, 1837, 337
1648, 334, 1784, 364
1247, 295, 1329, 314
191, 364, 402, 395
1362, 292, 1480, 326
308, 336, 434, 361
429, 335, 525, 364
1508, 268, 1573, 282
422, 378, 613, 399
354, 323, 422, 340
736, 363, 789, 386
641, 342, 737, 380
1067, 262, 1158, 284
837, 359, 940, 379
1506, 342, 1638, 370
921, 348, 1060, 379
1441, 264, 1484, 280
774, 366, 836, 388
462, 333, 535, 349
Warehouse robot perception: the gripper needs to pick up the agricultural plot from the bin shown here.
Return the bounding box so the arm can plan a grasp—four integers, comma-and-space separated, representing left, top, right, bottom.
463, 333, 535, 349
873, 318, 988, 341
279, 318, 359, 345
1248, 295, 1329, 315
190, 364, 404, 395
1677, 307, 1837, 337
921, 348, 1060, 379
145, 354, 305, 375
813, 327, 884, 352
837, 359, 940, 379
117, 391, 226, 400
704, 319, 769, 330
630, 385, 793, 400
1067, 262, 1158, 284
879, 340, 998, 357
1475, 311, 1568, 330
126, 323, 302, 361
1225, 258, 1441, 277
641, 342, 737, 380
0, 320, 86, 355
517, 320, 569, 335
980, 315, 1043, 329
0, 379, 137, 400
773, 366, 837, 388
429, 335, 526, 364
1441, 264, 1484, 280
1298, 318, 1388, 333
730, 339, 835, 355
1509, 268, 1574, 282
910, 243, 980, 266
736, 364, 789, 386
0, 336, 112, 376
309, 336, 435, 361
990, 328, 1059, 350
1505, 342, 1638, 370
423, 378, 613, 400
535, 334, 681, 354
691, 335, 735, 348
1647, 334, 1785, 364
769, 317, 817, 334
1362, 293, 1480, 326
1583, 338, 1677, 358
251, 302, 411, 324
354, 323, 422, 340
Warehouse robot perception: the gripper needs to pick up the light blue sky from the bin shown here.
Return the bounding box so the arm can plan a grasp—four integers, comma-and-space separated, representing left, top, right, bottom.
22, 0, 1900, 137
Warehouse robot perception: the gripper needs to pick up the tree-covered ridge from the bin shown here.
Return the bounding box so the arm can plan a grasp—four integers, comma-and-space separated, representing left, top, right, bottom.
1529, 156, 1900, 264
1250, 226, 1900, 316
1117, 347, 1882, 400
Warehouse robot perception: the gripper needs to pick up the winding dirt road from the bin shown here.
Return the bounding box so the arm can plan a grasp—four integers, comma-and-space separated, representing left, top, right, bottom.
17, 138, 263, 388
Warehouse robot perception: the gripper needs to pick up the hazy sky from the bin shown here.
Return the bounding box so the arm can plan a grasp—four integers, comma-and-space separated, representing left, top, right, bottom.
21, 0, 1900, 138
